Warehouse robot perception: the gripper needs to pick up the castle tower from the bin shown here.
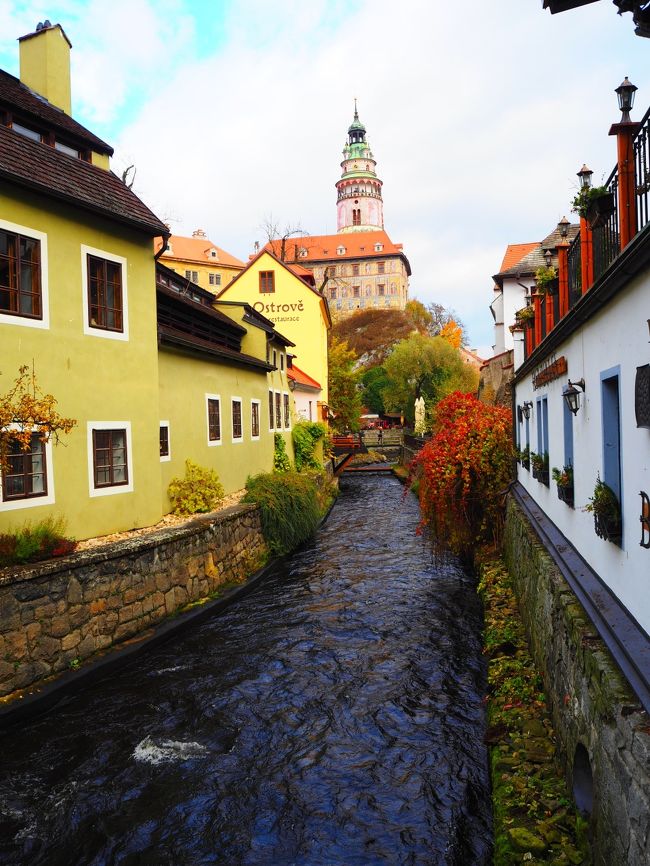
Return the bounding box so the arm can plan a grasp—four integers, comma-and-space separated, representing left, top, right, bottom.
336, 103, 384, 233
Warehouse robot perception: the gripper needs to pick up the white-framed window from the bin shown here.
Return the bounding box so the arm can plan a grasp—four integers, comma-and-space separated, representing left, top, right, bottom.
0, 218, 50, 330
87, 421, 133, 498
0, 428, 55, 512
283, 392, 291, 429
159, 421, 171, 461
81, 245, 128, 341
185, 269, 199, 282
209, 273, 222, 286
251, 400, 261, 440
206, 394, 222, 446
232, 397, 243, 443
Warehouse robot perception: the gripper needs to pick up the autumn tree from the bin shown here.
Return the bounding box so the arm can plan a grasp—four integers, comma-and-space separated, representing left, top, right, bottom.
404, 299, 433, 333
381, 333, 478, 425
0, 365, 77, 472
330, 308, 419, 369
328, 337, 363, 432
427, 302, 468, 346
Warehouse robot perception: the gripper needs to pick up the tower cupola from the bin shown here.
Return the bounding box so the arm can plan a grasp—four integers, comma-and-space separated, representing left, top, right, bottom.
336, 102, 384, 233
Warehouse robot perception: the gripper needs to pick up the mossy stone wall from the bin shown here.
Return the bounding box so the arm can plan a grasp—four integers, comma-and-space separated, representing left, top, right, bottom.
504, 497, 650, 865
0, 504, 267, 701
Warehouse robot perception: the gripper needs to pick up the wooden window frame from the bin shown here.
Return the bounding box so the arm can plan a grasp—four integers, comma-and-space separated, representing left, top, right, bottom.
87, 254, 123, 332
275, 392, 282, 429
92, 428, 128, 489
159, 422, 171, 461
251, 400, 260, 440
232, 398, 243, 442
1, 433, 47, 502
207, 396, 222, 444
259, 271, 275, 293
0, 227, 42, 320
283, 392, 291, 429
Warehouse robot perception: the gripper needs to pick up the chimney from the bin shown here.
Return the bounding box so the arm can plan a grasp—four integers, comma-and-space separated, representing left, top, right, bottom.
19, 22, 72, 115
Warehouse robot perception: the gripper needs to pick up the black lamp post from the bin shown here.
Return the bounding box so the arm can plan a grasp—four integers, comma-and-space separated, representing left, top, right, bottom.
563, 378, 586, 415
577, 164, 593, 190
558, 216, 570, 238
615, 76, 637, 123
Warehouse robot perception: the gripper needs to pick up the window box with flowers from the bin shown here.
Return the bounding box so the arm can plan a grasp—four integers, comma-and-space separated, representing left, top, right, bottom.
552, 464, 574, 507
515, 445, 530, 471
535, 265, 559, 296
531, 451, 549, 485
571, 186, 616, 230
585, 475, 622, 544
515, 305, 535, 327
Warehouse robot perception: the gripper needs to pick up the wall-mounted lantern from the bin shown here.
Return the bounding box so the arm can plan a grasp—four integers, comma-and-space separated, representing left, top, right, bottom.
563, 378, 586, 415
544, 249, 553, 267
521, 401, 533, 420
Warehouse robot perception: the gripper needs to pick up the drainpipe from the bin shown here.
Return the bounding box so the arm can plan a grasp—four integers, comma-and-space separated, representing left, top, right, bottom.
154, 233, 171, 261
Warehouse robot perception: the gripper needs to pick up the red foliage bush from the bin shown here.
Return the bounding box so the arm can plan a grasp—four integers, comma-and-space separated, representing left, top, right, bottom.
412, 392, 513, 560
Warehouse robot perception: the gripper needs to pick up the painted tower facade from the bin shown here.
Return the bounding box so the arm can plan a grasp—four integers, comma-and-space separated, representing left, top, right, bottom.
336, 105, 384, 233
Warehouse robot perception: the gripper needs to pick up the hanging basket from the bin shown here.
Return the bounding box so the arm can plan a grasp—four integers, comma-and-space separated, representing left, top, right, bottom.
586, 193, 615, 229
594, 511, 622, 544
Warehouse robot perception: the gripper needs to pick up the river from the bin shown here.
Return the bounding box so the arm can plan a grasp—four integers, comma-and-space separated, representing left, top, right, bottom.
0, 474, 491, 865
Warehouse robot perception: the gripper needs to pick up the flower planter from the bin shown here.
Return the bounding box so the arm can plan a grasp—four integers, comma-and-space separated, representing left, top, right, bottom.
594, 512, 622, 544
586, 192, 615, 229
557, 483, 574, 507
522, 459, 530, 471
532, 465, 549, 486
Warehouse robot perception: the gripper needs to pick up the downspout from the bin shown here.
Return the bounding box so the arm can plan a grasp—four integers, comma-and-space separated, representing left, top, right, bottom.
154, 232, 171, 261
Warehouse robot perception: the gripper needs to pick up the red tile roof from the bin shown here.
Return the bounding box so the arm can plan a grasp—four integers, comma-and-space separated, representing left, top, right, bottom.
499, 242, 538, 273
0, 124, 168, 236
264, 230, 411, 275
155, 234, 245, 269
0, 69, 112, 154
287, 364, 321, 390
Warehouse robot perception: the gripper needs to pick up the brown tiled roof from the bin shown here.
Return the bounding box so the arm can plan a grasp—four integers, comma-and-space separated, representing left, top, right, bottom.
0, 124, 168, 236
0, 69, 112, 154
495, 224, 580, 281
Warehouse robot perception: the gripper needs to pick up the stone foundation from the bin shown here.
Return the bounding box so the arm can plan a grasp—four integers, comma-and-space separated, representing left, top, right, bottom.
0, 504, 267, 700
504, 496, 650, 865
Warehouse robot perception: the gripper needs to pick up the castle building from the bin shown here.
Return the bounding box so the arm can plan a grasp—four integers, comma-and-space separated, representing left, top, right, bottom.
265, 106, 410, 320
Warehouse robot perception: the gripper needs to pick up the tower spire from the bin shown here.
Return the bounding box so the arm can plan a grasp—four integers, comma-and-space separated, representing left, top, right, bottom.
335, 104, 384, 233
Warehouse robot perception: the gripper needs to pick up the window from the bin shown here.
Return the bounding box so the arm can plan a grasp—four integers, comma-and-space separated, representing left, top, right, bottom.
92, 429, 128, 488
12, 122, 41, 142
259, 271, 275, 293
353, 286, 360, 298
209, 273, 222, 286
82, 246, 128, 339
0, 227, 42, 319
337, 246, 346, 255
280, 353, 284, 371
185, 269, 199, 282
206, 396, 221, 444
159, 422, 170, 461
378, 284, 385, 296
601, 369, 622, 503
375, 243, 383, 252
329, 287, 337, 300
284, 393, 290, 428
377, 262, 385, 274
251, 400, 260, 439
54, 140, 80, 158
1, 433, 47, 501
352, 209, 361, 226
352, 264, 360, 276
275, 392, 282, 429
232, 398, 243, 442
269, 390, 275, 430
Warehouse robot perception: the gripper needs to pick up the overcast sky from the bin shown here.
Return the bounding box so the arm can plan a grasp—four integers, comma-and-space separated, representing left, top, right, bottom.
1, 0, 648, 354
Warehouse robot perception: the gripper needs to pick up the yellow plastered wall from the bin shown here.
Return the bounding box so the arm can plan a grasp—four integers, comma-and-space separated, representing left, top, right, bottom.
19, 25, 71, 115
158, 349, 287, 506
0, 189, 162, 540
159, 256, 242, 295
219, 253, 329, 402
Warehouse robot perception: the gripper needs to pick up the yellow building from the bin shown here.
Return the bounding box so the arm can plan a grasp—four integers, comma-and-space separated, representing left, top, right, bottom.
0, 22, 169, 540
0, 23, 290, 541
216, 249, 331, 408
155, 230, 245, 295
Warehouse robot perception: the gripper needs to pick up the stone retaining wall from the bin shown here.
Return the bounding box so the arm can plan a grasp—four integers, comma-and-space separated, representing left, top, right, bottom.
0, 504, 267, 700
504, 497, 650, 866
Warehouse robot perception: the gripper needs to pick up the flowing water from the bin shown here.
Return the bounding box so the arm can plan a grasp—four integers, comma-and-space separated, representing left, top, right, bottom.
0, 475, 491, 865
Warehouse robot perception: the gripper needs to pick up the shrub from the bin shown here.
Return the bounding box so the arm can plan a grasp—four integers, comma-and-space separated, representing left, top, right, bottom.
243, 471, 323, 555
167, 459, 224, 515
273, 433, 292, 472
412, 392, 513, 560
292, 421, 328, 472
0, 517, 76, 567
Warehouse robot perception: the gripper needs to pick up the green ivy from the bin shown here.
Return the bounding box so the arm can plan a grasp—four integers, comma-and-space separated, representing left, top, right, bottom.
273, 433, 292, 472
292, 421, 328, 472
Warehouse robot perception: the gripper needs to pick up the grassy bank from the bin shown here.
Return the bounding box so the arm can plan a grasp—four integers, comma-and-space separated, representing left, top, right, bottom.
477, 555, 591, 865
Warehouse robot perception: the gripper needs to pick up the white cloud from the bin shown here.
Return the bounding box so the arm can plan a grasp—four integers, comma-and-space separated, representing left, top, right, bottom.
2, 0, 649, 351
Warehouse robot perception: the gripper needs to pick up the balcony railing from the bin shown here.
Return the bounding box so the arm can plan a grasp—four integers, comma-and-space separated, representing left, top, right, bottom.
568, 233, 582, 306
634, 104, 650, 233
592, 168, 620, 281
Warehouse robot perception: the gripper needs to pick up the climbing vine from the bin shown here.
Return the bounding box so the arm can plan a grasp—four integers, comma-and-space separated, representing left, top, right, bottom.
292, 421, 328, 472
412, 392, 513, 560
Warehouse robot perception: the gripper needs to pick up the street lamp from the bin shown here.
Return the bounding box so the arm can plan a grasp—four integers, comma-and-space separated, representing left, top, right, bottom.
563, 378, 586, 415
558, 216, 570, 238
544, 249, 553, 268
577, 164, 593, 190
615, 76, 637, 123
